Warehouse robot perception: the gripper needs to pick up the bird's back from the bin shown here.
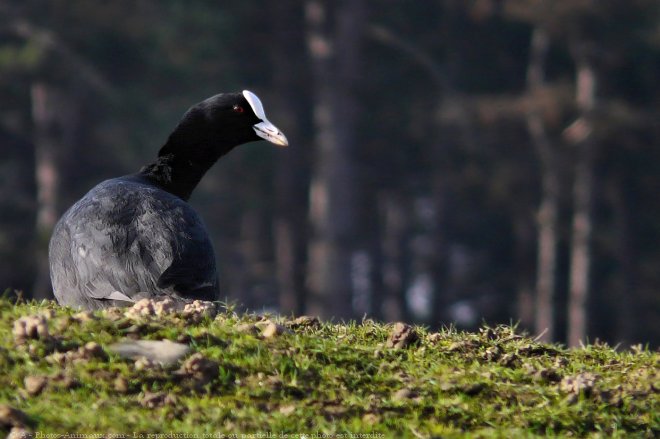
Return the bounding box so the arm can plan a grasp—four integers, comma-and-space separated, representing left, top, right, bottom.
49, 175, 219, 309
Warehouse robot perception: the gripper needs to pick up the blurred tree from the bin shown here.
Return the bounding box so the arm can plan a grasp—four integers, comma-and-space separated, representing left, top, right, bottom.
268, 0, 311, 316
504, 0, 660, 344
524, 26, 560, 342
565, 41, 598, 348
305, 0, 365, 319
30, 83, 80, 299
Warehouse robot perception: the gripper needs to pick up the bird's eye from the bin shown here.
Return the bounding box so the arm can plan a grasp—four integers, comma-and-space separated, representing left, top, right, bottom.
233, 105, 244, 113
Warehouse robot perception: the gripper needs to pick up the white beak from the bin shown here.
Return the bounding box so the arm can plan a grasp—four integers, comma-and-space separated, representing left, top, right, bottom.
243, 90, 289, 147
253, 120, 289, 147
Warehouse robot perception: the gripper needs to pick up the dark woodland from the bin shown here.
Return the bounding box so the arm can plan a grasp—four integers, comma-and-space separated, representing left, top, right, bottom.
1, 0, 659, 347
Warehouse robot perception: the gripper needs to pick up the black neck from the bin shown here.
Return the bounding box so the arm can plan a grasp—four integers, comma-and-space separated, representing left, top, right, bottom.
138, 136, 237, 201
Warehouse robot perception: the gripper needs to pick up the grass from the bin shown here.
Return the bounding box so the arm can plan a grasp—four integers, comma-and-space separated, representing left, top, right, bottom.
0, 297, 658, 438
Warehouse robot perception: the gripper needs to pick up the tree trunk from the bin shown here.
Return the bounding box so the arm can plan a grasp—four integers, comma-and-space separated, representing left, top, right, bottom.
430, 174, 451, 326
534, 170, 560, 341
525, 27, 559, 342
612, 178, 637, 345
567, 143, 595, 347
237, 210, 274, 311
514, 215, 536, 330
358, 193, 384, 320
379, 192, 412, 322
31, 82, 77, 300
566, 48, 597, 347
305, 0, 365, 320
270, 0, 309, 316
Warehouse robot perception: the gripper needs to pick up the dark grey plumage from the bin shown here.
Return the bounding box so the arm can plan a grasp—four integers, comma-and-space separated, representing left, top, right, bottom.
49, 91, 287, 310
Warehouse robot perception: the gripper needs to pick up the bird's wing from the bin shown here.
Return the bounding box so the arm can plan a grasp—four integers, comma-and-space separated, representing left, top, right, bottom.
50, 179, 218, 306
60, 197, 161, 302
156, 218, 218, 301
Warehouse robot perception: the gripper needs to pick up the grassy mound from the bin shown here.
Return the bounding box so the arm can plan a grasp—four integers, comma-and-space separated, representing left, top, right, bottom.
0, 297, 657, 438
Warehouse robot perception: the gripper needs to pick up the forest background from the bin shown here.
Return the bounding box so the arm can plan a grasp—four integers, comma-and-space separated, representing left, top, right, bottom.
1, 0, 659, 347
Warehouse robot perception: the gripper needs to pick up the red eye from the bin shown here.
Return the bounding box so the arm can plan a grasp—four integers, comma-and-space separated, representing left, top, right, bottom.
233, 105, 244, 113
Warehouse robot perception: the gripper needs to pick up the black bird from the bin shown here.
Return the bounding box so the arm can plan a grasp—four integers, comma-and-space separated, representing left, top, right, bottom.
49, 90, 288, 310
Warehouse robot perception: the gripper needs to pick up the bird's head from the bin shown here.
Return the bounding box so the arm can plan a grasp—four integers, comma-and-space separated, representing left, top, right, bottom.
160, 90, 288, 157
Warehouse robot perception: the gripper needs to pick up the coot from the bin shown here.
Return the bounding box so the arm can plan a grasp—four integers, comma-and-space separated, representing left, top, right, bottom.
49, 90, 287, 310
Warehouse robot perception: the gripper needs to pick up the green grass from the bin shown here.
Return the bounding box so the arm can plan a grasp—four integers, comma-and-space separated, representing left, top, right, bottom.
0, 297, 658, 438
